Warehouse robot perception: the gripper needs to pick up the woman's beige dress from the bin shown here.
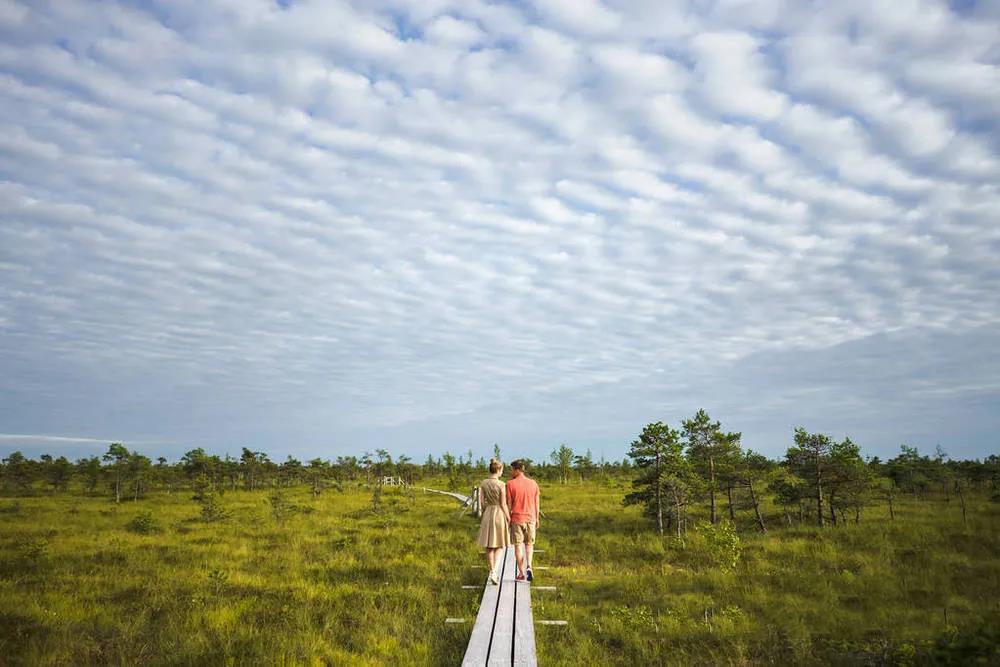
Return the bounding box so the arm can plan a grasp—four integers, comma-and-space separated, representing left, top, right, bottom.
476, 477, 510, 549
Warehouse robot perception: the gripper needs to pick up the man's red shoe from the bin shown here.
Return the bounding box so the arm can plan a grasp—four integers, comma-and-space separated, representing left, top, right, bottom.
516, 573, 526, 581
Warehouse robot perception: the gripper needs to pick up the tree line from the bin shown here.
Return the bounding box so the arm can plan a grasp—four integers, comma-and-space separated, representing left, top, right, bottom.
2, 420, 997, 535
623, 410, 999, 536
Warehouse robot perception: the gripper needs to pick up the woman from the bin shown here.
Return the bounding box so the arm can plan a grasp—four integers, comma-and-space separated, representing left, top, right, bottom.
476, 458, 511, 584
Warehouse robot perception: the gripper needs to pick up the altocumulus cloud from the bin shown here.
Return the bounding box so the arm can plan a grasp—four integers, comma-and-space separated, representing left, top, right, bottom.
0, 0, 998, 461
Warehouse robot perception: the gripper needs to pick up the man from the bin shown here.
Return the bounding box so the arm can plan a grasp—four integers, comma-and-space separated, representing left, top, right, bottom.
505, 459, 540, 582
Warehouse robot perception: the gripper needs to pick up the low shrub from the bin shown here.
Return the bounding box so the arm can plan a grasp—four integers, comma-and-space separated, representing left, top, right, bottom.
126, 510, 158, 534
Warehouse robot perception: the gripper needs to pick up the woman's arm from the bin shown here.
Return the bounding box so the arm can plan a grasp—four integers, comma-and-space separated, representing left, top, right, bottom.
500, 485, 511, 522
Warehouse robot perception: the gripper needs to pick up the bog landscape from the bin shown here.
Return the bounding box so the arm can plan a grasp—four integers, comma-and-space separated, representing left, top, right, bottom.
3, 1, 1000, 665
2, 413, 997, 666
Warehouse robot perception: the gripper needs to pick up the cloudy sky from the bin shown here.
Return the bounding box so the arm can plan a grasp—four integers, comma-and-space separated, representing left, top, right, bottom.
1, 0, 998, 464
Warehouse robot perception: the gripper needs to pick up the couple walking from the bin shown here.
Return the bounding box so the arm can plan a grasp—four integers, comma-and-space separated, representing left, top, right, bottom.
476, 458, 539, 585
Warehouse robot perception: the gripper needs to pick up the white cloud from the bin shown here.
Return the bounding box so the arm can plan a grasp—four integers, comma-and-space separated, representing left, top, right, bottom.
690, 31, 787, 120
590, 45, 688, 93
424, 15, 486, 47
532, 0, 621, 35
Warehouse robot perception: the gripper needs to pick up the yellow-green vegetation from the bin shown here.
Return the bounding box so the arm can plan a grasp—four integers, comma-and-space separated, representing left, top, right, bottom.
1, 479, 998, 666
536, 481, 999, 665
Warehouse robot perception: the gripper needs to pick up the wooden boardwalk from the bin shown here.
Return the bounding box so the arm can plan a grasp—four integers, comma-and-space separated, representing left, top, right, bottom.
462, 547, 537, 666
422, 487, 471, 504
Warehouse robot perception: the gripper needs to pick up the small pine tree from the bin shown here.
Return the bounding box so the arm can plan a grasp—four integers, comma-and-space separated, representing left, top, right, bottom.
269, 488, 298, 523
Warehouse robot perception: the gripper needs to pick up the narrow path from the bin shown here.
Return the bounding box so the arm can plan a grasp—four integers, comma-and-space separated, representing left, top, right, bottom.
422, 487, 471, 505
461, 547, 537, 666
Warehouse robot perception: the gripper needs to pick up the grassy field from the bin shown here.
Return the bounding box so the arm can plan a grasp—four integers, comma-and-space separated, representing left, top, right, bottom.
1, 479, 997, 666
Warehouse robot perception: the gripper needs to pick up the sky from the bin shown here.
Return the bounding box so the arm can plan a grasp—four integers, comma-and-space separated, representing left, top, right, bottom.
1, 0, 998, 464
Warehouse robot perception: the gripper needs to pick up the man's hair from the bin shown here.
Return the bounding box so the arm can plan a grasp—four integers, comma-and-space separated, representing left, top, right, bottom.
510, 459, 526, 471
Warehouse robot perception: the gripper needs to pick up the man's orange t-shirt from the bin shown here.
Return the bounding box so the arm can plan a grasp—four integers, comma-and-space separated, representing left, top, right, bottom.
505, 475, 539, 525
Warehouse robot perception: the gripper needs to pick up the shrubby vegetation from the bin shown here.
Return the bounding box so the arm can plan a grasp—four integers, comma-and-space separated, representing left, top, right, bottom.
1, 415, 998, 664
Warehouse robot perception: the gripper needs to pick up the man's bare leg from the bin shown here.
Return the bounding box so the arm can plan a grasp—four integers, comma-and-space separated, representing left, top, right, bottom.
515, 542, 526, 576
525, 542, 534, 571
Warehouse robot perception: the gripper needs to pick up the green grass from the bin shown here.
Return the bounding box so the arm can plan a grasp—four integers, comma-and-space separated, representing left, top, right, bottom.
0, 480, 997, 665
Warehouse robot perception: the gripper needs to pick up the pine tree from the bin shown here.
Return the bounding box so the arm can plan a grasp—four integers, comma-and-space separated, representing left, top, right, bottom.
682, 409, 741, 524
624, 422, 695, 536
785, 428, 835, 527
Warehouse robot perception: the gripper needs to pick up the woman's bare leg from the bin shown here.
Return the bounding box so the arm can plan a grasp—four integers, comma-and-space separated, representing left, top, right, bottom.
486, 547, 496, 572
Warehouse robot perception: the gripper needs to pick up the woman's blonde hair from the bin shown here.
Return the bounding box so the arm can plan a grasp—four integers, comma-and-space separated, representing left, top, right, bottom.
489, 457, 503, 474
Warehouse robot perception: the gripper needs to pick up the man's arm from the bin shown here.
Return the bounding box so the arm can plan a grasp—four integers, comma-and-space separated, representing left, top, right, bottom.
534, 485, 540, 527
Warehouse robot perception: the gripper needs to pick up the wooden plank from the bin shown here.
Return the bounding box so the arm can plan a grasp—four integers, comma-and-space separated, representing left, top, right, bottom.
513, 576, 537, 666
461, 548, 508, 667
537, 620, 568, 626
487, 547, 517, 666
461, 545, 539, 667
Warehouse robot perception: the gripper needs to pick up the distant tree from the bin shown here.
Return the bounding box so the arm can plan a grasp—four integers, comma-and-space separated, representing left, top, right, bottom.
551, 444, 574, 484
930, 446, 954, 501
335, 455, 360, 481
737, 450, 772, 532
76, 456, 103, 495
280, 456, 303, 487
573, 449, 595, 482
887, 445, 931, 500
42, 455, 73, 492
396, 455, 416, 484
360, 451, 374, 484
103, 443, 130, 503
127, 452, 152, 501
39, 454, 54, 490
824, 439, 873, 524
682, 409, 741, 524
373, 449, 392, 482
875, 474, 897, 520
2, 451, 31, 494
258, 452, 277, 486
954, 470, 970, 528
624, 422, 696, 537
717, 432, 746, 522
985, 455, 1000, 497
240, 448, 266, 490
222, 455, 239, 492
785, 428, 835, 527
184, 449, 228, 495
493, 443, 502, 461
154, 457, 177, 494
768, 465, 809, 526
824, 437, 866, 525
307, 458, 328, 498
442, 452, 457, 489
